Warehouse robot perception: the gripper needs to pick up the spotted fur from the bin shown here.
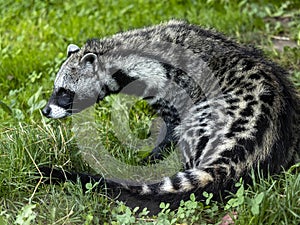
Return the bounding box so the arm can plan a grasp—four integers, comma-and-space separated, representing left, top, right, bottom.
41, 20, 300, 214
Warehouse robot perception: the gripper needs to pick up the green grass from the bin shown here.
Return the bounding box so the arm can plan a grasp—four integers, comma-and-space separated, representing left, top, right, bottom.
0, 0, 299, 224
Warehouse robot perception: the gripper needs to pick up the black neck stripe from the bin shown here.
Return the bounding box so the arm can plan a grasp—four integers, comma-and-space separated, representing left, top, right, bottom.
112, 69, 137, 88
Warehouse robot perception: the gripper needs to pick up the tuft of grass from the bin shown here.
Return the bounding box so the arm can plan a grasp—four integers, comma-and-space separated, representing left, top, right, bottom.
224, 165, 300, 224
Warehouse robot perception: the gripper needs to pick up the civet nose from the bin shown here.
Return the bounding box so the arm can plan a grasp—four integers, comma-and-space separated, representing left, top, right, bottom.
42, 105, 51, 117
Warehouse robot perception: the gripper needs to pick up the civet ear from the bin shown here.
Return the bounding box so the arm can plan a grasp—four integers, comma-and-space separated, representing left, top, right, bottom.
67, 44, 80, 57
80, 53, 97, 65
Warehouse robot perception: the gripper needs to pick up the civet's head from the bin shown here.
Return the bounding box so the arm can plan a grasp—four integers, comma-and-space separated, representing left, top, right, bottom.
42, 44, 104, 119
42, 38, 188, 119
42, 40, 170, 119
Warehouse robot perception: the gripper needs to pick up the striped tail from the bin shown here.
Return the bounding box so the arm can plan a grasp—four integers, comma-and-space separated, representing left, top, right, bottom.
39, 166, 221, 214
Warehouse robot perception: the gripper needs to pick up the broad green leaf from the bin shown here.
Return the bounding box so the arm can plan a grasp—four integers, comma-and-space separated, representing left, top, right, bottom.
0, 101, 12, 114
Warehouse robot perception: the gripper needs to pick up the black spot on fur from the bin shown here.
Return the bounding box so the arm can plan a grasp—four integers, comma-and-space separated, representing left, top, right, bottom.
112, 69, 137, 88
234, 118, 249, 125
259, 92, 275, 106
237, 138, 256, 154
235, 89, 244, 95
244, 95, 254, 101
254, 115, 270, 146
198, 129, 205, 134
249, 73, 261, 80
199, 118, 205, 123
172, 175, 182, 190
188, 157, 195, 168
240, 105, 254, 117
231, 126, 246, 133
226, 119, 248, 138
248, 100, 258, 106
228, 105, 238, 111
226, 111, 235, 116
162, 63, 173, 79
226, 98, 239, 104
195, 136, 209, 159
197, 136, 209, 150
240, 58, 255, 71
